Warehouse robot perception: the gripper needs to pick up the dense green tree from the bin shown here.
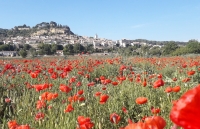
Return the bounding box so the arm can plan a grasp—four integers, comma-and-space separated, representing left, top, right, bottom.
186, 40, 200, 53
73, 43, 85, 53
171, 47, 188, 56
43, 44, 52, 55
51, 44, 58, 54
23, 44, 32, 50
149, 47, 161, 56
29, 48, 37, 57
0, 44, 15, 51
38, 49, 45, 55
19, 50, 27, 58
63, 44, 74, 55
162, 42, 179, 55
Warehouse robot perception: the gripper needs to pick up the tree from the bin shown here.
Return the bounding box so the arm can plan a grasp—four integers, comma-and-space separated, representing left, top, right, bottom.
23, 44, 31, 50
63, 44, 74, 55
43, 44, 52, 55
73, 43, 85, 53
171, 47, 188, 56
85, 44, 94, 53
51, 44, 58, 54
19, 50, 27, 58
149, 47, 161, 56
29, 48, 37, 57
162, 42, 179, 55
186, 40, 200, 54
57, 44, 64, 50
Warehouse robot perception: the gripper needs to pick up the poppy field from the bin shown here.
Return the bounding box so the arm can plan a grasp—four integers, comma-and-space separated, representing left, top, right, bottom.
1, 55, 200, 129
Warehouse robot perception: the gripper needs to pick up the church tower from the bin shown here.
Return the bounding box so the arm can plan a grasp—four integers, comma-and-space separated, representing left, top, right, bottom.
94, 34, 98, 39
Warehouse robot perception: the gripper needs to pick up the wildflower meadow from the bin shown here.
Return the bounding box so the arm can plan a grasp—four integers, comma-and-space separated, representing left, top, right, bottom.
1, 55, 200, 129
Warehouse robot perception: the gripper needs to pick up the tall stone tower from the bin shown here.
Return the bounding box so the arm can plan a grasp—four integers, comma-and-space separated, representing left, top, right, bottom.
94, 34, 98, 39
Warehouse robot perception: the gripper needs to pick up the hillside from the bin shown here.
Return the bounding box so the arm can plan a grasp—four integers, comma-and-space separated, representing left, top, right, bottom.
0, 21, 74, 38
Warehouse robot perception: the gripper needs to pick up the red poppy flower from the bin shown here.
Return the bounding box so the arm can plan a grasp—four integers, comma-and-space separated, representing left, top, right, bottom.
69, 77, 76, 83
5, 98, 11, 103
172, 78, 177, 81
110, 113, 121, 124
15, 124, 31, 129
36, 100, 46, 109
30, 72, 38, 78
100, 76, 106, 80
77, 90, 84, 95
142, 80, 147, 87
182, 78, 191, 83
144, 116, 166, 129
153, 79, 165, 88
47, 93, 58, 101
105, 79, 112, 84
78, 96, 85, 102
122, 107, 128, 114
135, 97, 148, 105
102, 87, 107, 90
8, 120, 18, 129
120, 65, 126, 71
76, 81, 82, 87
165, 86, 173, 93
51, 72, 58, 79
182, 64, 187, 68
68, 95, 79, 103
40, 92, 49, 100
59, 84, 72, 93
157, 74, 162, 78
77, 116, 94, 129
125, 121, 149, 129
187, 70, 195, 76
64, 104, 74, 113
94, 92, 102, 97
151, 107, 160, 114
33, 83, 49, 92
112, 81, 118, 86
35, 112, 45, 120
78, 71, 84, 76
170, 84, 200, 129
99, 94, 109, 104
4, 63, 14, 70
172, 86, 181, 92
87, 82, 95, 87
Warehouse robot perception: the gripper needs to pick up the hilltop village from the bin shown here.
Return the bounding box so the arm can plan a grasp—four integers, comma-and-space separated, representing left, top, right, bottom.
0, 21, 195, 57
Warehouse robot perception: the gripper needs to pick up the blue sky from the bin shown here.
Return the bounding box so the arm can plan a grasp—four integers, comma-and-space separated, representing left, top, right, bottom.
1, 0, 200, 41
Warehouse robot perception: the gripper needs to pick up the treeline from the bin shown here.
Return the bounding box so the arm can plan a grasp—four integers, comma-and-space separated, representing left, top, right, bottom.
0, 40, 200, 58
117, 40, 200, 57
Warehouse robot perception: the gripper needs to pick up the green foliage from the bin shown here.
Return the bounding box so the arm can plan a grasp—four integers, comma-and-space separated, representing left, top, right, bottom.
0, 44, 15, 51
149, 47, 161, 56
171, 47, 188, 56
85, 44, 94, 53
19, 50, 27, 58
73, 43, 85, 53
63, 44, 74, 55
29, 48, 37, 57
186, 40, 200, 54
163, 42, 179, 55
23, 44, 32, 50
37, 43, 59, 55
